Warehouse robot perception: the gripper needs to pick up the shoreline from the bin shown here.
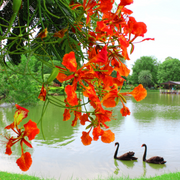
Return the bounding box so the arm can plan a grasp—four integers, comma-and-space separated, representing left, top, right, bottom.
0, 171, 179, 180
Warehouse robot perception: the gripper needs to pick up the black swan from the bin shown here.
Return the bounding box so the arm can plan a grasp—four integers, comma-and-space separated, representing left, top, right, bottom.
114, 142, 138, 160
141, 144, 166, 164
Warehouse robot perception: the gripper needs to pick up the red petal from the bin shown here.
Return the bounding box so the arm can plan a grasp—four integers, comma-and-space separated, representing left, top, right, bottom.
120, 105, 131, 116
24, 120, 40, 140
38, 85, 46, 101
16, 152, 32, 171
65, 85, 78, 106
63, 109, 71, 121
62, 51, 77, 72
5, 138, 13, 155
101, 130, 115, 143
130, 84, 147, 101
14, 104, 29, 127
81, 131, 92, 146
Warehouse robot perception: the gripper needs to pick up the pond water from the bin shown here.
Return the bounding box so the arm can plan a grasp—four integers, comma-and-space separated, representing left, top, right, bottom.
0, 92, 180, 180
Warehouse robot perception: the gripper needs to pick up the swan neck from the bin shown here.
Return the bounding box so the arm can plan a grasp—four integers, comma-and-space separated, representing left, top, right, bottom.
114, 143, 119, 159
143, 145, 147, 161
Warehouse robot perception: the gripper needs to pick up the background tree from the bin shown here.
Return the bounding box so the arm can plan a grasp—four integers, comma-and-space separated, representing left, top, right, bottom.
0, 0, 84, 103
138, 70, 152, 88
157, 57, 180, 83
130, 56, 159, 86
0, 55, 40, 104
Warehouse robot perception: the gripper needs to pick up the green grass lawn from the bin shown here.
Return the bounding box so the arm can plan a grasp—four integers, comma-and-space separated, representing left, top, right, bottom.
106, 172, 180, 180
0, 171, 43, 180
0, 171, 180, 180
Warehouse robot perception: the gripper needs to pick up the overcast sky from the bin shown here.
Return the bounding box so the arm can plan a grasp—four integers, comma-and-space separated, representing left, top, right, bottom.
115, 0, 180, 72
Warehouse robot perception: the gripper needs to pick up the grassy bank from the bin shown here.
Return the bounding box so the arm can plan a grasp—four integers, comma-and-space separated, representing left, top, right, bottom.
118, 89, 159, 93
107, 172, 180, 180
0, 171, 180, 180
0, 171, 45, 180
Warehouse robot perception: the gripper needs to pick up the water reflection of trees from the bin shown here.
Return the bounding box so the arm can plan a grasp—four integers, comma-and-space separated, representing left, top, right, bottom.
28, 103, 77, 146
131, 92, 180, 121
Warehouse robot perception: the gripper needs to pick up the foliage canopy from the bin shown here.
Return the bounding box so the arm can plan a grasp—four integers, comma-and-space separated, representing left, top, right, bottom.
138, 70, 152, 87
130, 56, 159, 86
157, 57, 180, 83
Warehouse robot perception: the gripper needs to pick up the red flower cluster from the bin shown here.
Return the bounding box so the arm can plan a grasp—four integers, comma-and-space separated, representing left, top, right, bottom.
2, 104, 40, 171
36, 0, 151, 146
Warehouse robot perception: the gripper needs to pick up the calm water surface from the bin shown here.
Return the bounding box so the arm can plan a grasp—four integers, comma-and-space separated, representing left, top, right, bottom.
0, 92, 180, 180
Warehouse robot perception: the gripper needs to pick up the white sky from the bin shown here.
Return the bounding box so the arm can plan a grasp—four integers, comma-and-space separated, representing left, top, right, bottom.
115, 0, 180, 73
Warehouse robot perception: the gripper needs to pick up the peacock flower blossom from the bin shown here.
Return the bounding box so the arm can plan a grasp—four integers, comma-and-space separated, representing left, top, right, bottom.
131, 22, 147, 41
4, 119, 39, 171
56, 51, 97, 93
96, 64, 114, 90
5, 104, 29, 130
16, 152, 32, 172
80, 113, 90, 125
65, 85, 79, 106
119, 0, 133, 6
121, 7, 133, 15
23, 120, 40, 140
82, 84, 105, 113
99, 0, 115, 13
38, 85, 46, 101
89, 46, 108, 65
14, 104, 29, 126
111, 58, 130, 76
81, 124, 115, 145
96, 21, 114, 39
123, 16, 136, 39
130, 84, 147, 101
56, 72, 68, 83
81, 130, 92, 146
95, 109, 112, 129
118, 34, 130, 60
70, 0, 97, 25
120, 105, 131, 116
62, 51, 77, 72
63, 109, 71, 121
101, 129, 115, 143
71, 109, 82, 127
2, 105, 40, 171
102, 86, 119, 108
102, 94, 117, 108
113, 72, 126, 87
92, 126, 104, 141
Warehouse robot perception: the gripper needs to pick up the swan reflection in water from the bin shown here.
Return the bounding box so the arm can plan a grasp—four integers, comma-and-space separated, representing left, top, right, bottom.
114, 159, 137, 175
142, 160, 166, 178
